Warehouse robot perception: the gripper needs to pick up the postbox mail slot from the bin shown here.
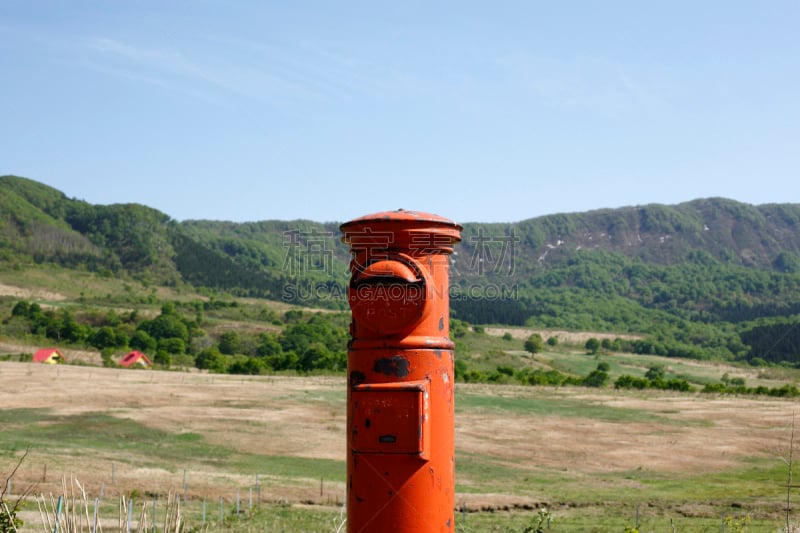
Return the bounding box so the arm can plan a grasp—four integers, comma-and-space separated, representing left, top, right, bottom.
351, 380, 430, 459
349, 257, 428, 336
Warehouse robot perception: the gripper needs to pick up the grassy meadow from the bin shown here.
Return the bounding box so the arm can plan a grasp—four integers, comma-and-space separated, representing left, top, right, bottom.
2, 266, 800, 531
1, 361, 799, 532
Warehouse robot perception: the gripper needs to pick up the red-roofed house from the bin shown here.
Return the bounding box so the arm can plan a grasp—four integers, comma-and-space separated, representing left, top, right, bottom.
119, 351, 153, 368
33, 348, 66, 364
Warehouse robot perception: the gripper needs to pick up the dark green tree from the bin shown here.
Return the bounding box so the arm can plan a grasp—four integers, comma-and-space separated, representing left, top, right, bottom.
524, 333, 544, 354
158, 337, 186, 355
195, 347, 227, 372
266, 351, 299, 371
130, 330, 157, 353
90, 326, 118, 350
218, 331, 241, 355
10, 300, 30, 318
645, 365, 665, 381
298, 343, 332, 372
583, 364, 610, 387
60, 311, 89, 343
256, 333, 282, 357
153, 350, 171, 368
138, 314, 189, 343
229, 358, 264, 375
585, 338, 601, 355
454, 358, 468, 381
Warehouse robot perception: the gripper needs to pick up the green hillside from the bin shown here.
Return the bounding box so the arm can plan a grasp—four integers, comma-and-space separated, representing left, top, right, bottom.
2, 174, 800, 366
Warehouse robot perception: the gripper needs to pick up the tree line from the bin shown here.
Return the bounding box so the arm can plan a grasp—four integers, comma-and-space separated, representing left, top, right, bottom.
3, 300, 348, 374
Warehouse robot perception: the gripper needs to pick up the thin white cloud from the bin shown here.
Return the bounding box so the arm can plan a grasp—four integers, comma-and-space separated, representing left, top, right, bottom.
496, 52, 668, 118
87, 37, 323, 107
80, 57, 226, 106
205, 35, 429, 105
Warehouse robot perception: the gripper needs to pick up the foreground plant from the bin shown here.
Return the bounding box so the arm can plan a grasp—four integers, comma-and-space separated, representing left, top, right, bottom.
523, 507, 552, 533
36, 476, 184, 533
1, 448, 36, 533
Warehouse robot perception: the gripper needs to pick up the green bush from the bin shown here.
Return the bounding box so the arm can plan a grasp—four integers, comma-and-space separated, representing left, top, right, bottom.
524, 333, 544, 354
585, 338, 600, 354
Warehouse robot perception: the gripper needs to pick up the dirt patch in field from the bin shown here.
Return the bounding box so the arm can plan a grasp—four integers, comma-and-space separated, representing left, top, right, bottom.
1, 362, 796, 513
457, 389, 789, 475
0, 282, 67, 301
485, 327, 642, 344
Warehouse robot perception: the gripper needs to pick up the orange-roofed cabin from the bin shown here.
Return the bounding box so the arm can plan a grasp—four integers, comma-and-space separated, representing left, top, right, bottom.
119, 351, 153, 368
33, 348, 66, 364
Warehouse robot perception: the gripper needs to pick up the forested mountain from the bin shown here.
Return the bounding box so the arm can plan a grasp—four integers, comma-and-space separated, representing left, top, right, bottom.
2, 174, 800, 364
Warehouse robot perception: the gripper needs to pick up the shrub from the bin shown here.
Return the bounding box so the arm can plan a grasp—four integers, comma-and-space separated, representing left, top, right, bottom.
153, 350, 172, 368
525, 333, 544, 354
195, 347, 227, 372
229, 358, 265, 375
454, 358, 468, 381
665, 379, 693, 392
521, 369, 567, 386
463, 370, 487, 383
10, 300, 30, 318
0, 451, 31, 532
218, 331, 241, 355
582, 368, 609, 387
158, 337, 186, 355
585, 338, 600, 355
615, 375, 650, 390
100, 349, 117, 368
496, 365, 515, 377
645, 365, 665, 381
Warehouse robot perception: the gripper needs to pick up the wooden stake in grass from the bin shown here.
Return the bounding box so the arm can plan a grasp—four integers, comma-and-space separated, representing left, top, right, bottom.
126, 498, 133, 533
92, 497, 99, 533
119, 495, 125, 533
54, 495, 64, 533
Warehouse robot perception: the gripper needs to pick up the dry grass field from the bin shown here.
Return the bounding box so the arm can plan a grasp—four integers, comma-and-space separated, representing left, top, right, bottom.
2, 360, 799, 530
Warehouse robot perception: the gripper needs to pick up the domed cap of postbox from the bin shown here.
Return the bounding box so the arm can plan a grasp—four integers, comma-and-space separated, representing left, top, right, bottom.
340, 209, 462, 254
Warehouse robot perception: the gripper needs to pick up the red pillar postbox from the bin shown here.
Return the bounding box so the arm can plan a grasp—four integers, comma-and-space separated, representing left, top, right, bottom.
340, 209, 462, 533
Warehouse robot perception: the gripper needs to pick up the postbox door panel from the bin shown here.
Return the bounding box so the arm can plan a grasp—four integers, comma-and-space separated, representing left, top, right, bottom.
351, 380, 430, 460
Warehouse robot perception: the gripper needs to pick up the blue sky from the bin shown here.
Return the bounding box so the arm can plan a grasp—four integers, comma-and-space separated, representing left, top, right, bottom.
1, 1, 798, 224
